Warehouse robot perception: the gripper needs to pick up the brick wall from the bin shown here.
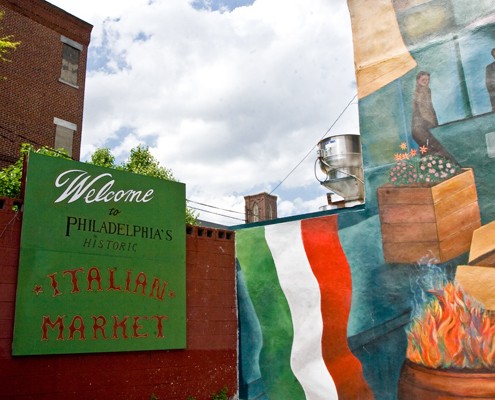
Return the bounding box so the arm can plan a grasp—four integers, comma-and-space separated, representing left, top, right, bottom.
0, 0, 92, 167
0, 198, 238, 400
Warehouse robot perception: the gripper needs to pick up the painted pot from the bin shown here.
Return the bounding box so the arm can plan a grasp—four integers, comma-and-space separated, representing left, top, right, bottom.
398, 360, 495, 399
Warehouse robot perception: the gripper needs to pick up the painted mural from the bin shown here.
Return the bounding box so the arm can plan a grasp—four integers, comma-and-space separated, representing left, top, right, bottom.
236, 0, 495, 399
236, 217, 372, 399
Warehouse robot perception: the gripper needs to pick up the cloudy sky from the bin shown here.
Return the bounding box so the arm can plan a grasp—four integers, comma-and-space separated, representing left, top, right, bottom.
47, 0, 359, 226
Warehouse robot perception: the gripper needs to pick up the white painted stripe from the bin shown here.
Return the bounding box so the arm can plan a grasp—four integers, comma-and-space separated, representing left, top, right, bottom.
265, 221, 338, 400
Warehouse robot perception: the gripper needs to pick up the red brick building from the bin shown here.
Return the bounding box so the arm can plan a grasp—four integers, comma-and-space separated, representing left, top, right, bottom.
0, 0, 92, 167
244, 192, 278, 223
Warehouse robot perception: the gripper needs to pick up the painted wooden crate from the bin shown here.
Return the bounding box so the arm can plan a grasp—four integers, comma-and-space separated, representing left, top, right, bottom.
377, 169, 481, 264
468, 221, 495, 267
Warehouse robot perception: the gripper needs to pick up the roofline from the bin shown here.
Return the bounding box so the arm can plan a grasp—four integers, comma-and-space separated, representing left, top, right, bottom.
0, 0, 93, 45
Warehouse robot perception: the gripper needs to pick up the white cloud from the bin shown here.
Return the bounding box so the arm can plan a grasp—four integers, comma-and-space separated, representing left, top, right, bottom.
48, 0, 359, 225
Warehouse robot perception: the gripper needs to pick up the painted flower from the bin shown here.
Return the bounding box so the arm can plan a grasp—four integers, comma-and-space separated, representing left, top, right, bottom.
388, 144, 461, 186
389, 154, 460, 186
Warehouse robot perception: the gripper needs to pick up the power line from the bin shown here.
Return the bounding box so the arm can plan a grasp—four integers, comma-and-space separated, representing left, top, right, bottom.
188, 205, 245, 222
1, 126, 245, 221
186, 199, 245, 216
0, 123, 48, 148
185, 94, 358, 221
0, 123, 76, 161
269, 94, 357, 195
2, 96, 357, 223
187, 198, 260, 218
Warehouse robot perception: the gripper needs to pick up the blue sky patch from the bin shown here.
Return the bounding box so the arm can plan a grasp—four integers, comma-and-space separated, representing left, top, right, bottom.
191, 0, 255, 12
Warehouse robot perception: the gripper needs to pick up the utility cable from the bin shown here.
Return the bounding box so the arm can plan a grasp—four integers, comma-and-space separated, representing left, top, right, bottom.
186, 199, 245, 216
0, 123, 75, 160
1, 95, 356, 222
188, 205, 245, 222
186, 94, 358, 222
269, 94, 357, 195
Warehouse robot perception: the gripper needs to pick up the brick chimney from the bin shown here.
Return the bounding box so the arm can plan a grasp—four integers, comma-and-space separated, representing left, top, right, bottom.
244, 192, 277, 223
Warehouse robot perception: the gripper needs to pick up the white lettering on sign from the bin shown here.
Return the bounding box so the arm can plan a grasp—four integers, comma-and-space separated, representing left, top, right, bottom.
54, 170, 155, 204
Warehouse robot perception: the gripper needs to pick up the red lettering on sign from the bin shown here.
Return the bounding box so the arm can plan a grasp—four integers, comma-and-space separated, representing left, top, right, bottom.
41, 315, 64, 340
151, 315, 168, 338
132, 316, 149, 338
87, 266, 103, 291
63, 268, 84, 293
108, 268, 121, 291
125, 270, 132, 292
133, 272, 147, 295
150, 278, 168, 300
68, 315, 86, 340
92, 315, 108, 339
40, 314, 169, 341
112, 315, 129, 339
47, 273, 62, 297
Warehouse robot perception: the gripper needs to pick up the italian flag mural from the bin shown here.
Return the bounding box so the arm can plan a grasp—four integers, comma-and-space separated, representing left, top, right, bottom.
236, 215, 372, 399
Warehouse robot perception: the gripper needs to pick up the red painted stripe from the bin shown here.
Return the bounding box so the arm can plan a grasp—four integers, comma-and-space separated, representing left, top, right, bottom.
301, 216, 373, 399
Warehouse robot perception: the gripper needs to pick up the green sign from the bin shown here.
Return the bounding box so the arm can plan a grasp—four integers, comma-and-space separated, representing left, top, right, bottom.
13, 152, 186, 355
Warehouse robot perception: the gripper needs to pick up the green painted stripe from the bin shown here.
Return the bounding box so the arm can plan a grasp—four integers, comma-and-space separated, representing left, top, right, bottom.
236, 227, 305, 399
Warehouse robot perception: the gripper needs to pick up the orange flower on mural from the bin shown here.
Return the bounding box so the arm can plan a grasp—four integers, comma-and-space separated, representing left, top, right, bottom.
388, 143, 460, 186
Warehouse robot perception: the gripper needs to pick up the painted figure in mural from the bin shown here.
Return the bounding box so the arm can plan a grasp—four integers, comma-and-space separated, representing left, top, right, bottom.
411, 71, 458, 163
486, 48, 495, 112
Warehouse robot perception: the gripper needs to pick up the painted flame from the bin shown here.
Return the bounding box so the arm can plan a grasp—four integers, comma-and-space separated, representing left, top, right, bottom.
406, 282, 495, 369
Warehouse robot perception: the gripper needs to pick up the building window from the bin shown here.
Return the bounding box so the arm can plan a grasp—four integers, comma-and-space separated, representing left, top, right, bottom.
59, 36, 82, 88
252, 203, 259, 222
54, 118, 77, 157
